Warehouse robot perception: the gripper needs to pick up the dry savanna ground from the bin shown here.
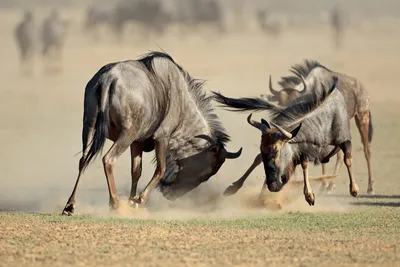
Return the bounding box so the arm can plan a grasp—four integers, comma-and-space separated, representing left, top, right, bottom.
0, 7, 399, 267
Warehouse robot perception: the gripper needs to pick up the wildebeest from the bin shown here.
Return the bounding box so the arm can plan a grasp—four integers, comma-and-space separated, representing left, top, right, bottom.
255, 8, 283, 37
61, 51, 242, 216
213, 77, 360, 206
83, 5, 115, 41
264, 60, 374, 195
113, 0, 170, 41
14, 10, 36, 75
330, 3, 346, 49
172, 0, 225, 36
41, 9, 70, 72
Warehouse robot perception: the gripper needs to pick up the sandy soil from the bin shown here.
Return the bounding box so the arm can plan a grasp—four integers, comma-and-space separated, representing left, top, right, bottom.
0, 6, 400, 266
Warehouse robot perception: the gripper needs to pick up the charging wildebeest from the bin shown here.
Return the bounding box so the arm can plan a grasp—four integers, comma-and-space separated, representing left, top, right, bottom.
264, 60, 374, 195
61, 51, 242, 216
213, 77, 359, 206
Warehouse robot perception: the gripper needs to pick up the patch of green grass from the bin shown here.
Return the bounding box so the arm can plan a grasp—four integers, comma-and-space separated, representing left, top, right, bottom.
2, 207, 399, 232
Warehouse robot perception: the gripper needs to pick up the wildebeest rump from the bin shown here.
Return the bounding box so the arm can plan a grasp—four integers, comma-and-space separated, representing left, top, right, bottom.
61, 51, 242, 216
212, 77, 359, 206
265, 60, 374, 195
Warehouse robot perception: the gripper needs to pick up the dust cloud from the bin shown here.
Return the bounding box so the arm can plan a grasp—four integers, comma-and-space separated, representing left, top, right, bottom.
1, 0, 399, 220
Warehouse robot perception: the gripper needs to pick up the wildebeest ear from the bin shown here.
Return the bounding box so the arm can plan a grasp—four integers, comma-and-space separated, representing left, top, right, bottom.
208, 144, 220, 155
290, 123, 302, 139
260, 119, 271, 129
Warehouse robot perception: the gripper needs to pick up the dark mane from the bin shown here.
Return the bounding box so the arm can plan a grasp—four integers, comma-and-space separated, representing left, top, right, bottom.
278, 59, 331, 88
138, 51, 230, 145
272, 76, 338, 126
213, 76, 338, 127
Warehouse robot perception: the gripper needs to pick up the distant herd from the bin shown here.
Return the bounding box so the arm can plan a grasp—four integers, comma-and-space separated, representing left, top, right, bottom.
59, 51, 374, 215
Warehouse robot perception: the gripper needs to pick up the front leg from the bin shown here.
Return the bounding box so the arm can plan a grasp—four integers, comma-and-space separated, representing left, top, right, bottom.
134, 138, 168, 204
223, 153, 262, 196
301, 160, 315, 206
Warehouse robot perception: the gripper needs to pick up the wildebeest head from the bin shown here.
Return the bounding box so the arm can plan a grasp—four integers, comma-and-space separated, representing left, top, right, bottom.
265, 75, 307, 105
160, 136, 242, 200
247, 113, 301, 192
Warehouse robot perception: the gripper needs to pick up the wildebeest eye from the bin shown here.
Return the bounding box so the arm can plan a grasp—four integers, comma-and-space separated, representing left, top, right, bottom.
272, 132, 284, 139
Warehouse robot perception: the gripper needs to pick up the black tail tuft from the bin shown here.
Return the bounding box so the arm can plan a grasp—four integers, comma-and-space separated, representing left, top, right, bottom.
81, 87, 110, 171
212, 91, 279, 113
368, 110, 373, 143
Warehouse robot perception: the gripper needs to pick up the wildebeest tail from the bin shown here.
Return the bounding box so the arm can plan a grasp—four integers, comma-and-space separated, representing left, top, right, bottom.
81, 79, 114, 171
368, 110, 373, 143
212, 91, 281, 113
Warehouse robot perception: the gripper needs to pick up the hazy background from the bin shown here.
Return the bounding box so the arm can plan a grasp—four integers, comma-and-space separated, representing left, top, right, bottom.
1, 0, 399, 216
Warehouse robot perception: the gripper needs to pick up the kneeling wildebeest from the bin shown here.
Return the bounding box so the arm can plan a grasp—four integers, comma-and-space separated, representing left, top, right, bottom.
213, 77, 359, 206
264, 60, 374, 195
62, 51, 242, 216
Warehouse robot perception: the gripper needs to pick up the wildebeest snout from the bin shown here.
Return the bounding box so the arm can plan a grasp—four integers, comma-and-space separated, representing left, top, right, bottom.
267, 181, 283, 192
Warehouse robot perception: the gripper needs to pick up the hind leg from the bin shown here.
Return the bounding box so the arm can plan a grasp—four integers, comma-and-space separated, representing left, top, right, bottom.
62, 156, 88, 216
128, 142, 144, 208
340, 141, 359, 197
355, 112, 374, 194
62, 125, 95, 216
103, 129, 138, 209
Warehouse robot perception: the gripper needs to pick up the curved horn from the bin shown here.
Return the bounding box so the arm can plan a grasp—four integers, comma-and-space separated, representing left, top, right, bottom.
222, 147, 243, 159
270, 121, 292, 139
261, 118, 271, 129
247, 113, 268, 132
299, 75, 307, 93
269, 75, 280, 95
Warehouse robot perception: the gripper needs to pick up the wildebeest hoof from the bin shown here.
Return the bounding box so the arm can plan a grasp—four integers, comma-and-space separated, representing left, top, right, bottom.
350, 184, 359, 197
367, 183, 375, 195
305, 192, 315, 206
61, 203, 75, 216
128, 200, 139, 209
223, 184, 241, 197
132, 195, 145, 204
109, 200, 120, 210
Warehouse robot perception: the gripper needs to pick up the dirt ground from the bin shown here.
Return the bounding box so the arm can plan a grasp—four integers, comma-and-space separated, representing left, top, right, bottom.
0, 6, 400, 267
